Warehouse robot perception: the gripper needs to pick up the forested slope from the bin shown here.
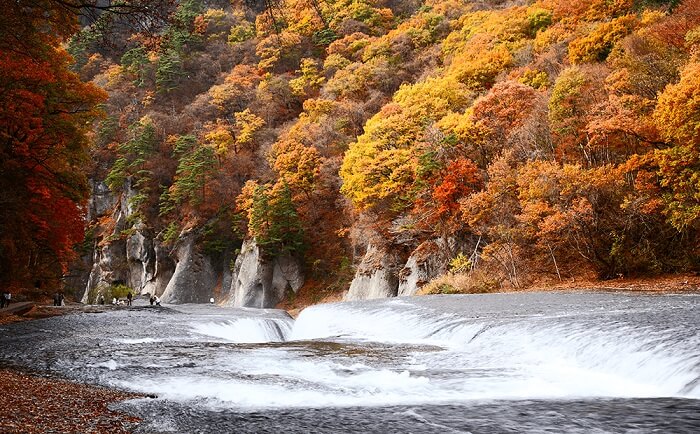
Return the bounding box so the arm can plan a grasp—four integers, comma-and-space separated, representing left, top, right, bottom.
3, 0, 699, 301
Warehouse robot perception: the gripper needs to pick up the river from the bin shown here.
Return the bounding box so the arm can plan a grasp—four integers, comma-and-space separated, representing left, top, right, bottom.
1, 292, 698, 433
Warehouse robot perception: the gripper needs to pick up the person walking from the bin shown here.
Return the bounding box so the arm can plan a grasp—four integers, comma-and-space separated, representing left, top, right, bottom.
126, 292, 133, 306
53, 293, 60, 306
0, 291, 5, 309
4, 291, 10, 307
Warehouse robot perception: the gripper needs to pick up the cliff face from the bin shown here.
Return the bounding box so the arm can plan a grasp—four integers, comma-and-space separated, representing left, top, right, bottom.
225, 239, 304, 308
81, 180, 175, 303
78, 178, 473, 305
343, 237, 473, 301
79, 181, 305, 306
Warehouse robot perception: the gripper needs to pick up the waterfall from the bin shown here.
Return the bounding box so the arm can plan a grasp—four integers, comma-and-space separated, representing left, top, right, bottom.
191, 317, 293, 343
184, 295, 700, 402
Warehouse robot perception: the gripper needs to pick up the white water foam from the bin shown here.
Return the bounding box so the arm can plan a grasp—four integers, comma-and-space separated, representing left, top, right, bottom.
107, 297, 699, 409
288, 302, 700, 401
291, 303, 483, 346
191, 317, 293, 343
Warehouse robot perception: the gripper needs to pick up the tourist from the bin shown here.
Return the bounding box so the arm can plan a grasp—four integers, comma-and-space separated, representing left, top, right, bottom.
53, 293, 60, 306
59, 292, 64, 306
149, 295, 154, 306
154, 295, 161, 306
126, 292, 132, 306
0, 291, 5, 308
4, 291, 10, 307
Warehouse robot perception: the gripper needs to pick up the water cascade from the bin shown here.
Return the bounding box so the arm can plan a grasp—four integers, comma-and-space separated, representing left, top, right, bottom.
0, 292, 698, 431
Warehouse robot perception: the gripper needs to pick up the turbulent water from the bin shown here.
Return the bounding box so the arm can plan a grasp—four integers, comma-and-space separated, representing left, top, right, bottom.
0, 292, 698, 433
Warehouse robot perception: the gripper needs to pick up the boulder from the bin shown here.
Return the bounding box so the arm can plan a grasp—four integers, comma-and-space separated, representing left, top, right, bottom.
226, 239, 304, 308
344, 243, 401, 301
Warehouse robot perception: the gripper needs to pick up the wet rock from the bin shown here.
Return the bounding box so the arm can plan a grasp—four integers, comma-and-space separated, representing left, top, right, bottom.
344, 243, 401, 301
226, 239, 304, 308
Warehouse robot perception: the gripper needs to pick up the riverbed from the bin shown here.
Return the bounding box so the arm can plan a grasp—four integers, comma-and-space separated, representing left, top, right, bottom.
0, 292, 698, 433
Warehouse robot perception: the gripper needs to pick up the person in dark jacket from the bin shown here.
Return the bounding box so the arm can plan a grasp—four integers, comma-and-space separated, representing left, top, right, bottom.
126, 292, 133, 306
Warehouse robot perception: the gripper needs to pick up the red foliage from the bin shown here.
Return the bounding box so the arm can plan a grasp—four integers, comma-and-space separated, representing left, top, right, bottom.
0, 5, 106, 288
432, 158, 482, 221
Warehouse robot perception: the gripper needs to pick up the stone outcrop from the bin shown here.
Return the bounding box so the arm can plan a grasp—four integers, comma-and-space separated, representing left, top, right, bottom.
160, 233, 217, 304
86, 181, 116, 222
342, 236, 475, 301
344, 243, 401, 301
82, 240, 129, 303
397, 238, 468, 296
125, 227, 153, 291
79, 180, 308, 306
226, 239, 304, 308
81, 180, 172, 303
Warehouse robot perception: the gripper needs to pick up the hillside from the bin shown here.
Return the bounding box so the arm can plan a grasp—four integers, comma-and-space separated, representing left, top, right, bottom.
2, 0, 699, 305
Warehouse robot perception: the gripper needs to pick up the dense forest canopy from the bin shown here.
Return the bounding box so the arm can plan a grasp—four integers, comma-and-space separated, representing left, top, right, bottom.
2, 0, 699, 296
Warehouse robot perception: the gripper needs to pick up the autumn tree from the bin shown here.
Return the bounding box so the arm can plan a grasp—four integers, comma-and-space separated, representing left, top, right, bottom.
237, 180, 305, 257
653, 60, 700, 230
0, 1, 107, 288
167, 135, 217, 208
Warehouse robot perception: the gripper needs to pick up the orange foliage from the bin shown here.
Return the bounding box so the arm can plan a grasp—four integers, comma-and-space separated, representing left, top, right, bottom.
0, 3, 106, 287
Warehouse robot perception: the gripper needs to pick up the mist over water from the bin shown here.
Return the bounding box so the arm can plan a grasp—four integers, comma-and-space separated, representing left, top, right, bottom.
0, 292, 698, 432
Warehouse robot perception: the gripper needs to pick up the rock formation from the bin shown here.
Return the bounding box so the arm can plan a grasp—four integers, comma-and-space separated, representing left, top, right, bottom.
226, 239, 304, 308
344, 243, 401, 300
398, 238, 469, 296
160, 233, 217, 304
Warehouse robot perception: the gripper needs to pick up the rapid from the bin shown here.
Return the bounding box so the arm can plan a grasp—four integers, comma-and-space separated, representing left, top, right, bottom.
0, 292, 698, 432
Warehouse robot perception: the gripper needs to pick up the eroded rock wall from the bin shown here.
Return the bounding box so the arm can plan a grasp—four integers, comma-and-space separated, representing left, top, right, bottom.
397, 237, 470, 296
226, 239, 304, 308
344, 243, 401, 301
343, 236, 475, 301
160, 233, 217, 304
81, 180, 173, 302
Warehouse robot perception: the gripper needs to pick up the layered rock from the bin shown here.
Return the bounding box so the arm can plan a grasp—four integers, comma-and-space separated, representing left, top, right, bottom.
226, 239, 304, 308
344, 243, 401, 301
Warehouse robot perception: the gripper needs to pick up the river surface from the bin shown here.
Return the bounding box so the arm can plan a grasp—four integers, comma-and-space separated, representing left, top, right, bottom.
0, 292, 699, 433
